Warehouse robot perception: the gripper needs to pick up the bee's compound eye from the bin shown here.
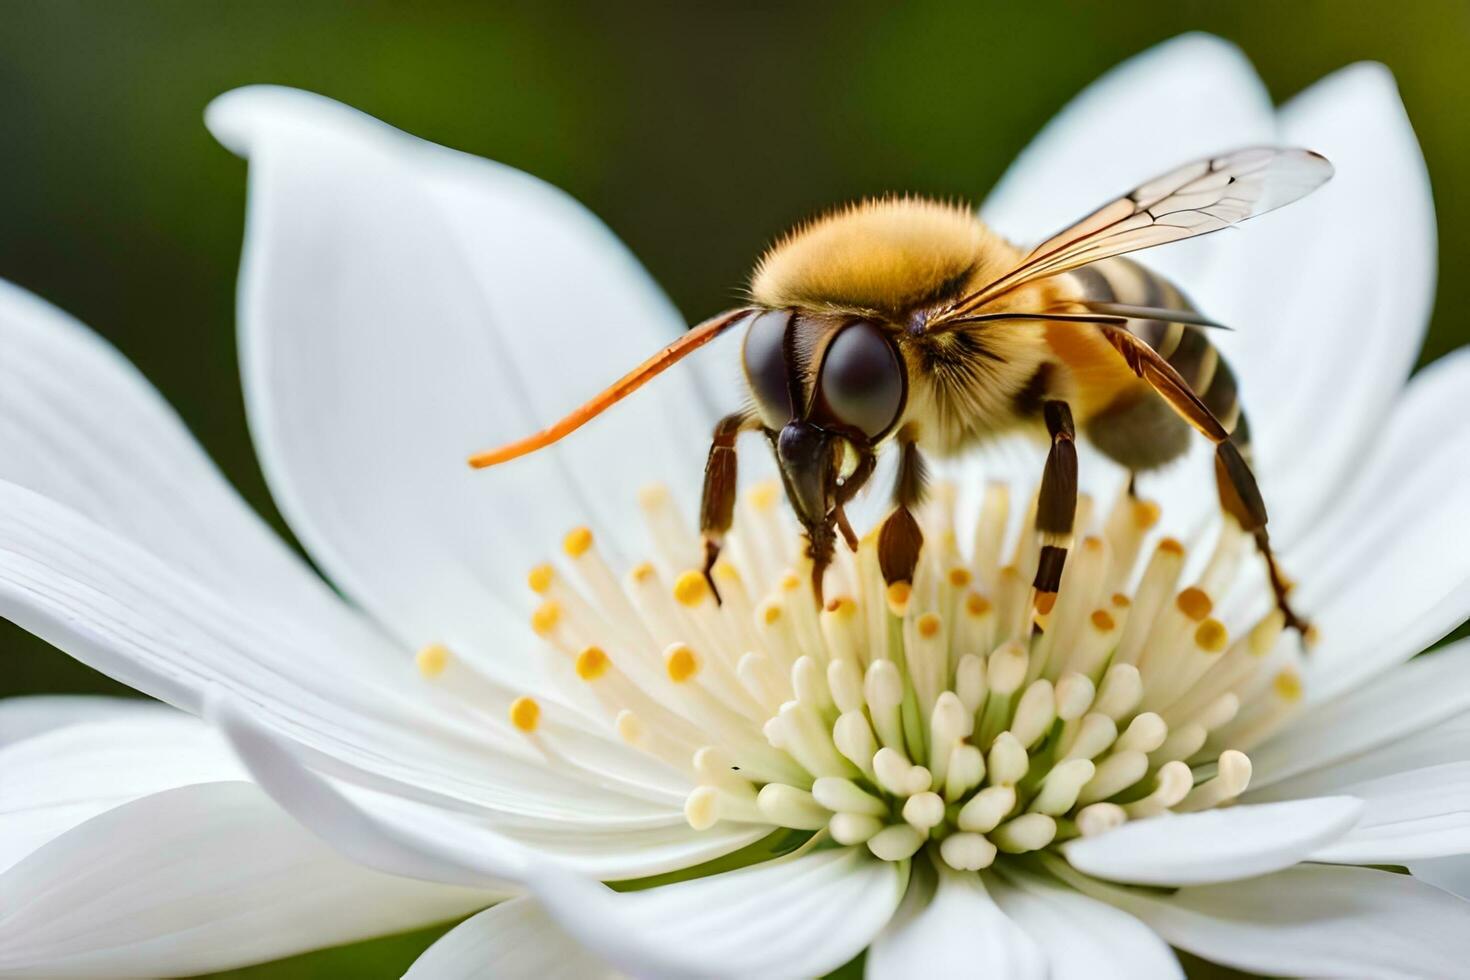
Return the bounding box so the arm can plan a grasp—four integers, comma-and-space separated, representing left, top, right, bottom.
819, 320, 904, 439
742, 309, 796, 429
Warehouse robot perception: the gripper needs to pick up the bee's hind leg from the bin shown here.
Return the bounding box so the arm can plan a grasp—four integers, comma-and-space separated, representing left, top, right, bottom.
1214, 437, 1312, 639
1034, 401, 1079, 609
878, 436, 927, 587
700, 411, 757, 598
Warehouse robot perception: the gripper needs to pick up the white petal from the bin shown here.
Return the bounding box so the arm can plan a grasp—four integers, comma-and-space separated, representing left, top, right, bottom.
866, 861, 1044, 980
981, 33, 1273, 264
990, 868, 1181, 980
1054, 859, 1470, 979
0, 712, 241, 874
0, 278, 386, 657
1409, 854, 1470, 899
1061, 797, 1363, 886
1206, 64, 1435, 550
530, 847, 905, 979
0, 781, 495, 978
1289, 349, 1470, 701
213, 696, 761, 883
208, 86, 725, 678
405, 896, 613, 980
1251, 638, 1470, 791
1308, 763, 1470, 864
0, 693, 169, 746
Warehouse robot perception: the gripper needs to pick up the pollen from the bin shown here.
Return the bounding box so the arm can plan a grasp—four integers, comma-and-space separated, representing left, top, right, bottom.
917, 613, 942, 638
630, 561, 656, 584
712, 560, 742, 584
1177, 587, 1213, 622
665, 644, 699, 683
1035, 592, 1058, 615
1091, 609, 1116, 631
509, 696, 541, 732
747, 481, 779, 512
530, 600, 562, 636
1195, 618, 1229, 652
780, 572, 802, 593
1132, 499, 1162, 529
965, 592, 992, 616
415, 643, 451, 678
886, 581, 912, 615
1273, 669, 1304, 703
527, 563, 555, 594
949, 567, 973, 588
575, 646, 611, 681
562, 526, 594, 558
826, 596, 858, 618
1111, 592, 1132, 608
761, 602, 783, 626
673, 570, 712, 606
1159, 537, 1185, 556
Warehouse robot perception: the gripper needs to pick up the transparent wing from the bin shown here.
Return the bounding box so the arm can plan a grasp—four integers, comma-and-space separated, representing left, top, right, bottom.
944, 147, 1333, 321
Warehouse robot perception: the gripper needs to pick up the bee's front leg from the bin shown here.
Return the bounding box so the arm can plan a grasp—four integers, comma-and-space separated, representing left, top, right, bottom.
878, 436, 927, 587
1215, 439, 1313, 639
700, 411, 756, 596
1034, 401, 1079, 606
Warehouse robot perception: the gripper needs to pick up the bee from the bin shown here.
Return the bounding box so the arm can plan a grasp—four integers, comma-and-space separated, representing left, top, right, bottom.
470, 147, 1332, 632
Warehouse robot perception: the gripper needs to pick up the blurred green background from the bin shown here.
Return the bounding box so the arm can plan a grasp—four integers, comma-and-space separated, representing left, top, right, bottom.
1, 1, 1466, 976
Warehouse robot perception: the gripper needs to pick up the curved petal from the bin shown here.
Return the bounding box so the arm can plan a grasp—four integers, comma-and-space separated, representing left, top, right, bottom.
866, 861, 1043, 980
0, 712, 241, 874
1409, 854, 1470, 900
208, 86, 726, 680
0, 694, 169, 746
0, 478, 690, 828
982, 33, 1273, 267
990, 869, 1181, 980
1308, 763, 1470, 864
530, 847, 906, 979
1250, 639, 1470, 791
0, 279, 386, 659
1204, 63, 1435, 551
0, 781, 493, 978
1061, 797, 1363, 886
1052, 859, 1470, 979
404, 896, 613, 980
212, 696, 761, 884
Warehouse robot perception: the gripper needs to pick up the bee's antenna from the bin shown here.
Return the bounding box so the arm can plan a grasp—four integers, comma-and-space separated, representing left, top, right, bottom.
467, 308, 749, 469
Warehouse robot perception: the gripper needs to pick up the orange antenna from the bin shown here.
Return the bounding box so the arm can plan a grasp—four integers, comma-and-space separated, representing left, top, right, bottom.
468, 308, 749, 469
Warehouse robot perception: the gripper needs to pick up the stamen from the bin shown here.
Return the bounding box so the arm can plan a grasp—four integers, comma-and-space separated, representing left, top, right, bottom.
489, 476, 1299, 872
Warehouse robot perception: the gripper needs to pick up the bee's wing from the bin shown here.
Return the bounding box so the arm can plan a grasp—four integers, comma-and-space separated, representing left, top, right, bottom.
943, 147, 1333, 320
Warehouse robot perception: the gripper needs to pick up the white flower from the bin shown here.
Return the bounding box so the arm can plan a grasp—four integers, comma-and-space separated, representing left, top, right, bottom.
1, 31, 1466, 979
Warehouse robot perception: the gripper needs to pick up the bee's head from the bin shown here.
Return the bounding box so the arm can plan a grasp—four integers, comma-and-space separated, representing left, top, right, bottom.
741, 309, 907, 548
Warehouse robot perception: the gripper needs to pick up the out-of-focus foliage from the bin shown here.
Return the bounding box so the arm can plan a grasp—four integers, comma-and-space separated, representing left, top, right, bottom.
1, 2, 1465, 975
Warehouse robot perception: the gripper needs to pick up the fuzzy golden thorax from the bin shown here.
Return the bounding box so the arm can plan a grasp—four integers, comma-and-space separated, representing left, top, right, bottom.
750, 197, 1024, 322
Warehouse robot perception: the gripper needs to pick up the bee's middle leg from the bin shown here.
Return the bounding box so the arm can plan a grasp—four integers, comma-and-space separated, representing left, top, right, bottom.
700, 411, 755, 593
1034, 401, 1079, 603
878, 436, 927, 586
1214, 437, 1311, 637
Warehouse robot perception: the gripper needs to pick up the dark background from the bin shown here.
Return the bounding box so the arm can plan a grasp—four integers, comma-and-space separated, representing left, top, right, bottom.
3, 2, 1466, 976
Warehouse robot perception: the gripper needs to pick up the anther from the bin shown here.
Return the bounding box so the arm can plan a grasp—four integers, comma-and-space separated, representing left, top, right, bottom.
509, 696, 541, 733
530, 600, 562, 637
665, 643, 700, 683
527, 563, 555, 594
673, 570, 712, 607
563, 526, 594, 558
415, 643, 451, 678
575, 646, 611, 681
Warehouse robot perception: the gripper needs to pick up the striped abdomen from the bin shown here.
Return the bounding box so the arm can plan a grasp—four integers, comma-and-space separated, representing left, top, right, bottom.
1070, 257, 1250, 472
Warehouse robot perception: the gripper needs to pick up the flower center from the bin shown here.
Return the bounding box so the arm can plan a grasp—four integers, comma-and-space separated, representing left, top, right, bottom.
424, 478, 1304, 872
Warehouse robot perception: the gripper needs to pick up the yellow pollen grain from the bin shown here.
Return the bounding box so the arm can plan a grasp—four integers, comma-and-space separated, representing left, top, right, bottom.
630, 561, 656, 585
1035, 592, 1058, 615
527, 563, 554, 594
1304, 625, 1321, 650
1132, 499, 1162, 530
826, 596, 857, 618
762, 602, 783, 626
886, 581, 912, 615
575, 646, 610, 681
1159, 537, 1185, 556
415, 643, 450, 678
949, 567, 973, 588
673, 570, 712, 607
1177, 587, 1213, 622
917, 612, 942, 638
1082, 535, 1104, 554
530, 600, 562, 637
1195, 618, 1229, 653
1273, 670, 1304, 703
562, 526, 594, 558
1090, 609, 1116, 632
965, 592, 992, 617
712, 560, 742, 584
1111, 593, 1132, 609
780, 572, 802, 593
666, 644, 699, 683
747, 481, 779, 511
509, 696, 541, 732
